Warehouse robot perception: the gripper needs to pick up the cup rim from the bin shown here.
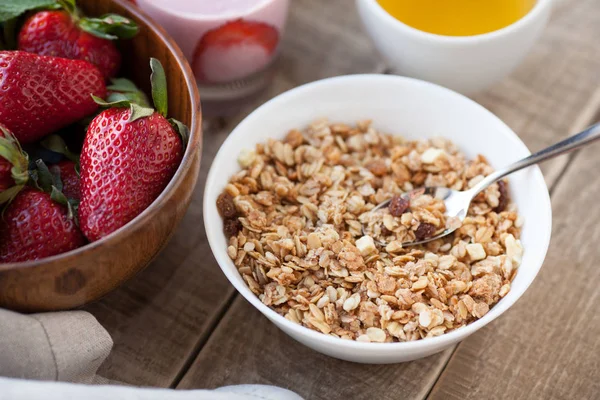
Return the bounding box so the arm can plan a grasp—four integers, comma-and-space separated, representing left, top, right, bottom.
361, 0, 552, 44
204, 74, 552, 353
136, 0, 277, 22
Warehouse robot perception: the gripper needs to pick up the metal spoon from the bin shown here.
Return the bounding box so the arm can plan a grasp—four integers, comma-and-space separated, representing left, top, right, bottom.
363, 122, 600, 247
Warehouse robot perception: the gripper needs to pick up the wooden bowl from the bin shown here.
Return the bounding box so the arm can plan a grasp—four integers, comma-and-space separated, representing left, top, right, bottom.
0, 0, 202, 312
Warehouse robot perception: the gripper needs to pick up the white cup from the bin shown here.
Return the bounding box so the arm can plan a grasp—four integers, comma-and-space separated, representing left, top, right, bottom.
356, 0, 553, 94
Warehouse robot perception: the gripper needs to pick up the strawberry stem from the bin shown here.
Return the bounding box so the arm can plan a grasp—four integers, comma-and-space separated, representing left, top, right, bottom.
150, 58, 168, 117
56, 0, 78, 19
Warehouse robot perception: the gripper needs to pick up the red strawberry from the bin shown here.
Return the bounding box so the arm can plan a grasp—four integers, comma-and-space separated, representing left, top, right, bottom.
51, 161, 80, 200
78, 58, 187, 242
0, 124, 29, 195
192, 19, 279, 83
18, 5, 138, 79
0, 51, 106, 144
0, 188, 86, 263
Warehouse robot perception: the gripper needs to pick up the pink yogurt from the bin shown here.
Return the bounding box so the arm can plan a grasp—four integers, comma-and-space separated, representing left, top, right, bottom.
136, 0, 290, 84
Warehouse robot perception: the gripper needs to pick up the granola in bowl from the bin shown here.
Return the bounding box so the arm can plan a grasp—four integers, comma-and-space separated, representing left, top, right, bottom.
217, 119, 524, 343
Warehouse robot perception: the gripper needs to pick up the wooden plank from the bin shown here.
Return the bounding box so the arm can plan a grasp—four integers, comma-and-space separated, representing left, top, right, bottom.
85, 0, 382, 387
471, 0, 600, 186
179, 296, 454, 400
427, 114, 600, 399
177, 0, 600, 397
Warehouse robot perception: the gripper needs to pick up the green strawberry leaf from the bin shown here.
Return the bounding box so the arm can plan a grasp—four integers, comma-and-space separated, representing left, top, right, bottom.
50, 184, 78, 221
106, 92, 133, 104
51, 170, 63, 192
56, 0, 76, 15
168, 118, 189, 149
91, 95, 155, 123
0, 0, 57, 22
35, 159, 75, 220
41, 134, 79, 165
107, 78, 140, 92
79, 14, 138, 40
0, 139, 22, 169
0, 128, 29, 186
129, 103, 155, 122
50, 185, 67, 204
150, 58, 168, 117
0, 184, 23, 206
34, 159, 55, 193
107, 78, 151, 107
92, 94, 130, 108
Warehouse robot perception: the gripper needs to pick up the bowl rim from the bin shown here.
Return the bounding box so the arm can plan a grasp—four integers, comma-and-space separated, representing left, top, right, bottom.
204, 74, 552, 352
0, 0, 202, 271
358, 0, 553, 45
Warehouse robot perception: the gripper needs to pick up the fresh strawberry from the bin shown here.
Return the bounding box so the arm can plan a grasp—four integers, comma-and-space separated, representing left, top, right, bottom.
192, 19, 279, 83
78, 58, 188, 242
0, 51, 106, 144
51, 161, 80, 200
0, 188, 86, 263
0, 124, 29, 195
18, 1, 138, 79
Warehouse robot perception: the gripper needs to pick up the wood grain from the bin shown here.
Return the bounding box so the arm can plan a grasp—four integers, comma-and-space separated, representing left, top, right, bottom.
176, 0, 600, 397
0, 0, 202, 312
427, 117, 600, 399
471, 0, 600, 186
179, 296, 454, 400
86, 0, 382, 386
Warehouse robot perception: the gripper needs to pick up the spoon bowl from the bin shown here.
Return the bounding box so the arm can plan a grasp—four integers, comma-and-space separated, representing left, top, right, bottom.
364, 121, 600, 247
365, 186, 472, 246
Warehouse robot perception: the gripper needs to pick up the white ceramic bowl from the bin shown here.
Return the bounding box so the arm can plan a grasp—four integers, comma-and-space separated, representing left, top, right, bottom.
356, 0, 552, 94
204, 75, 552, 363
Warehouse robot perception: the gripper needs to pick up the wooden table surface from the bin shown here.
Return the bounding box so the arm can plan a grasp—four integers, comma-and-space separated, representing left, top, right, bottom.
85, 0, 600, 398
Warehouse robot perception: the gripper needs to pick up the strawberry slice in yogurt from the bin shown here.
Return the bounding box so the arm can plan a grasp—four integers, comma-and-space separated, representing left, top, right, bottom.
192, 19, 279, 83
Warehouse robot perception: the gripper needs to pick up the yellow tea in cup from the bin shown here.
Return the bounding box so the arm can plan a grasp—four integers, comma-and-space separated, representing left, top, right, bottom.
377, 0, 537, 36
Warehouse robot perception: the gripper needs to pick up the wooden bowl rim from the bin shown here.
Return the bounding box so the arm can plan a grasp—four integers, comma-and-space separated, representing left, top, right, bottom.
0, 0, 202, 271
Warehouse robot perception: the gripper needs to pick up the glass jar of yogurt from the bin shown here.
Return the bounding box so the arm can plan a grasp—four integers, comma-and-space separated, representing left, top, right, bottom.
135, 0, 290, 115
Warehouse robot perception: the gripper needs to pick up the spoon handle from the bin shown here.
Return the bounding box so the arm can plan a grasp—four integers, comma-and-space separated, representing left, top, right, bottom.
471, 122, 600, 195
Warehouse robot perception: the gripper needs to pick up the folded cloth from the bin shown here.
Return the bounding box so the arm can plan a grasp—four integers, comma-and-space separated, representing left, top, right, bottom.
0, 308, 303, 399
0, 308, 112, 383
0, 378, 304, 400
